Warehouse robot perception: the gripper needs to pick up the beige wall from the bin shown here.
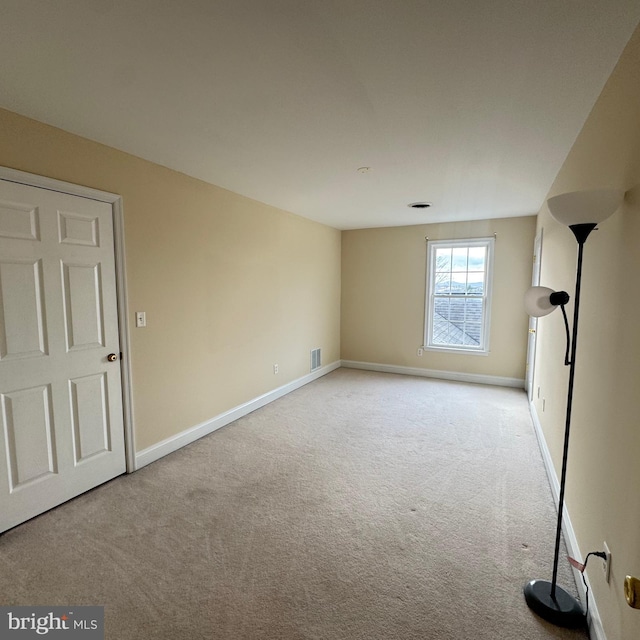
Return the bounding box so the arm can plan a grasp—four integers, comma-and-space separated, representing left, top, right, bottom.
341, 217, 536, 380
3, 22, 640, 633
0, 108, 341, 452
531, 24, 640, 640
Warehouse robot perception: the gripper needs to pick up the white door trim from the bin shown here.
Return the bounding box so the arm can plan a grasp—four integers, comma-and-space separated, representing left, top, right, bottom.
0, 166, 136, 472
525, 230, 543, 401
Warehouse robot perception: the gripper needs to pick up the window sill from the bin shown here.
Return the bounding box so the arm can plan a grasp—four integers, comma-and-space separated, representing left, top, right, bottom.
423, 345, 490, 357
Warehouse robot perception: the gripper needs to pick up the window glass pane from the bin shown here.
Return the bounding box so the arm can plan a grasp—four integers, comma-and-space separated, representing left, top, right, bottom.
465, 297, 483, 324
451, 273, 466, 294
466, 272, 484, 294
449, 297, 465, 327
434, 297, 449, 319
447, 331, 464, 346
432, 324, 450, 345
434, 273, 451, 294
451, 248, 468, 272
463, 325, 481, 345
435, 248, 451, 272
438, 296, 465, 347
468, 247, 486, 271
432, 298, 451, 344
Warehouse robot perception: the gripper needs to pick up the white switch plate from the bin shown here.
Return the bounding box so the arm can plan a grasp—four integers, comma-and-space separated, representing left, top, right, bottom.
603, 541, 611, 583
136, 311, 146, 328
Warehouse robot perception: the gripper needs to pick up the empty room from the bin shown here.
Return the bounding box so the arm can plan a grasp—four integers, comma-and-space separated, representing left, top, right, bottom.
1, 2, 639, 639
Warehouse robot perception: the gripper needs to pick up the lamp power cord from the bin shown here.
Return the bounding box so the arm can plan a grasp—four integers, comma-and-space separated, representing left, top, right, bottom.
568, 551, 607, 620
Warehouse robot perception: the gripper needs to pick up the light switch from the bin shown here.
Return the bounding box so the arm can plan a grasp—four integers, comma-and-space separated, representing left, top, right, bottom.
136, 311, 146, 328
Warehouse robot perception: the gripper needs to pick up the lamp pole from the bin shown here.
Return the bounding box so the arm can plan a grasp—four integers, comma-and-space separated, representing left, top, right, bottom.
550, 226, 590, 599
524, 222, 596, 628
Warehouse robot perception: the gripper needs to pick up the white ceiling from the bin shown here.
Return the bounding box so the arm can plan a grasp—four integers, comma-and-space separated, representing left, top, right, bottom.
1, 1, 639, 229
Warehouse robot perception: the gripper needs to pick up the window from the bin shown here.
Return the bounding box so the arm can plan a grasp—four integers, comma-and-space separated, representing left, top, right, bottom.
424, 237, 494, 354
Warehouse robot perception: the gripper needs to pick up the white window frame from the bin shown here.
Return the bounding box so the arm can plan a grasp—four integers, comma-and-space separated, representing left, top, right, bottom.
424, 237, 494, 355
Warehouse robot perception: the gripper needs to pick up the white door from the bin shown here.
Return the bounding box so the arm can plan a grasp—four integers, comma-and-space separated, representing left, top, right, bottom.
0, 180, 126, 533
525, 231, 543, 401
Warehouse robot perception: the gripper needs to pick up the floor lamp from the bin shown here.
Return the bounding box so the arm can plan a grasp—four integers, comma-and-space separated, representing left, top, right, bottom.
523, 188, 623, 628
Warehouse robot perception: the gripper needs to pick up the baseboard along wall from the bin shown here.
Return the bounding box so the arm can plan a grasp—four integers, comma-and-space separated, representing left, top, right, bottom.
135, 360, 341, 470
529, 403, 606, 640
340, 360, 525, 388
136, 359, 523, 470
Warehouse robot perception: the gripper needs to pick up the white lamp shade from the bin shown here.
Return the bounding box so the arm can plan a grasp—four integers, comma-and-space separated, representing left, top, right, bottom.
547, 189, 624, 226
524, 286, 559, 317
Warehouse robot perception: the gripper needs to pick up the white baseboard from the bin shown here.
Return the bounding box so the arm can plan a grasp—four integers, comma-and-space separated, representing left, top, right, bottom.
136, 360, 520, 469
340, 360, 524, 388
529, 403, 606, 640
135, 360, 341, 470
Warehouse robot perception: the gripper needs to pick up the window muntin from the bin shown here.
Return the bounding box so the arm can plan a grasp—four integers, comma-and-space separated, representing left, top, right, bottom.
425, 238, 494, 354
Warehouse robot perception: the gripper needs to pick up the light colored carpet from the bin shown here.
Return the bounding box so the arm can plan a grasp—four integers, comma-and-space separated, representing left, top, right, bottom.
0, 368, 589, 639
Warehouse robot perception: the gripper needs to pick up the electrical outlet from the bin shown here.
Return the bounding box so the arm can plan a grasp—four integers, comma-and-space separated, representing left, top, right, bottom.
273, 364, 279, 374
417, 348, 423, 356
603, 542, 611, 583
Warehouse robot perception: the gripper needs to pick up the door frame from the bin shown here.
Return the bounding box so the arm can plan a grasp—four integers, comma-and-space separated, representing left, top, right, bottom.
525, 230, 543, 402
0, 166, 136, 472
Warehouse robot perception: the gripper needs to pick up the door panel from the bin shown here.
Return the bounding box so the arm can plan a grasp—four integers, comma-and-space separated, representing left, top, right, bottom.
0, 180, 126, 533
0, 201, 40, 241
58, 210, 100, 247
69, 372, 111, 463
2, 383, 56, 489
0, 259, 48, 359
62, 262, 105, 350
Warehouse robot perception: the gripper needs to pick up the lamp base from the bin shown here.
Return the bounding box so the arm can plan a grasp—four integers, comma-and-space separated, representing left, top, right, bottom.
524, 579, 585, 628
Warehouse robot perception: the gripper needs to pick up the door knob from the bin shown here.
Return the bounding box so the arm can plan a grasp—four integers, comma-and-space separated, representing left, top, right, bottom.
107, 353, 118, 362
625, 576, 640, 609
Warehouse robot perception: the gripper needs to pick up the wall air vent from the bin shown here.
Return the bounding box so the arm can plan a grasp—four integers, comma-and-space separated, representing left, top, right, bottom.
311, 348, 322, 372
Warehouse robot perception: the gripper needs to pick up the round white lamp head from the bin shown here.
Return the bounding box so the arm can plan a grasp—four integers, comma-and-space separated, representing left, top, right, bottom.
524, 286, 564, 317
547, 189, 624, 226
